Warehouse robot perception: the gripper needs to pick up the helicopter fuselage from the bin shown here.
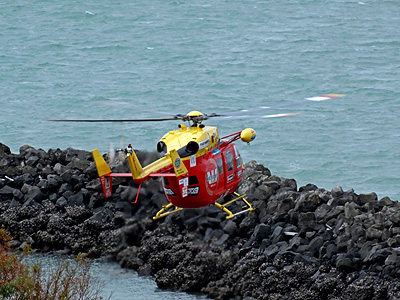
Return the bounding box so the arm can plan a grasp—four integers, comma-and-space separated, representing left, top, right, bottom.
58, 95, 345, 219
162, 140, 244, 208
92, 119, 255, 218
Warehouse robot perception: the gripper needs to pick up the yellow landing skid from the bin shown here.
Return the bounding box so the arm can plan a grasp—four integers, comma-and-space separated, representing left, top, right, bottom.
214, 192, 255, 219
153, 203, 183, 220
152, 192, 254, 220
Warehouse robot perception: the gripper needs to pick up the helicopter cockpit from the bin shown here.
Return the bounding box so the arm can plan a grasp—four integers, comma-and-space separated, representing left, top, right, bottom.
156, 111, 220, 158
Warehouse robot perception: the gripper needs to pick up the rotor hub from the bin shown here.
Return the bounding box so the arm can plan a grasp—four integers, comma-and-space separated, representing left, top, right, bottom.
183, 111, 207, 125
186, 111, 204, 117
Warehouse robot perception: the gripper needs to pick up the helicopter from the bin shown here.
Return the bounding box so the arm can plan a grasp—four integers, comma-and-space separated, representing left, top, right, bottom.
49, 93, 345, 220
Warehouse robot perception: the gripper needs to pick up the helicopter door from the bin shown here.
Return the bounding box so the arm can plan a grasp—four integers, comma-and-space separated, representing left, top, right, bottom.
223, 148, 236, 191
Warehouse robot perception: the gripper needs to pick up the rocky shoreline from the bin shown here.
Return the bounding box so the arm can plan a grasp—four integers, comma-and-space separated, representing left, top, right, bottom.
1, 142, 399, 299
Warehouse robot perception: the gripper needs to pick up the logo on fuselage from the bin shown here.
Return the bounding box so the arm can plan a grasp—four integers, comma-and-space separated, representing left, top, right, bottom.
205, 159, 219, 195
206, 168, 218, 185
199, 138, 210, 150
188, 186, 200, 196
174, 157, 181, 169
164, 187, 176, 196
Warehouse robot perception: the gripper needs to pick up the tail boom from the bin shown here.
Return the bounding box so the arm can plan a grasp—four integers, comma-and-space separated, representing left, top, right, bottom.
92, 148, 188, 198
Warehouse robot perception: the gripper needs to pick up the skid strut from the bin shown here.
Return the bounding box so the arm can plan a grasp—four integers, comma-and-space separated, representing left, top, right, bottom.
153, 193, 254, 220
214, 192, 255, 219
153, 203, 183, 220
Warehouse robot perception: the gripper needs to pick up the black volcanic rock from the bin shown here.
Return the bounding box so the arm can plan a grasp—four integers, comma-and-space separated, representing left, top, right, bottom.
0, 143, 400, 299
0, 143, 11, 157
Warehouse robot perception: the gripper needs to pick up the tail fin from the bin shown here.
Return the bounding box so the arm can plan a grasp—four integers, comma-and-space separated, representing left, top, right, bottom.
126, 149, 145, 180
92, 149, 112, 176
92, 149, 113, 198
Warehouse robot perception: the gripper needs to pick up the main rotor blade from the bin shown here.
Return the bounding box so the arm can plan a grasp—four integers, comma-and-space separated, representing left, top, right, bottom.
47, 93, 344, 123
209, 112, 300, 121
209, 93, 346, 119
47, 117, 182, 122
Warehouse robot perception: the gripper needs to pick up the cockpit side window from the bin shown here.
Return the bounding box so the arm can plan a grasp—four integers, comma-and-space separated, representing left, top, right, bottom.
217, 158, 223, 174
233, 145, 241, 168
226, 150, 234, 171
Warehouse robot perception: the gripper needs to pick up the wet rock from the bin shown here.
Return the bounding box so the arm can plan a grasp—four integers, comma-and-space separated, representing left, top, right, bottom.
297, 212, 317, 231
54, 163, 66, 175
331, 185, 344, 197
295, 193, 320, 212
378, 196, 394, 207
222, 220, 237, 235
345, 202, 361, 219
0, 185, 17, 196
67, 156, 90, 171
1, 144, 400, 300
0, 143, 11, 157
65, 206, 92, 220
24, 186, 46, 203
252, 223, 270, 240
307, 236, 324, 256
88, 208, 114, 224
55, 196, 67, 208
358, 192, 378, 205
66, 192, 85, 207
314, 203, 330, 221
299, 183, 318, 192
254, 184, 274, 200
120, 186, 139, 203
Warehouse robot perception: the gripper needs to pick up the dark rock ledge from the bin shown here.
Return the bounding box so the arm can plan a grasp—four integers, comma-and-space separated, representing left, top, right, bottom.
1, 142, 400, 300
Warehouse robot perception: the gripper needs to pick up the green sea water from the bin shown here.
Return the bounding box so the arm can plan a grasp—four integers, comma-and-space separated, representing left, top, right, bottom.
1, 1, 399, 296
2, 0, 399, 200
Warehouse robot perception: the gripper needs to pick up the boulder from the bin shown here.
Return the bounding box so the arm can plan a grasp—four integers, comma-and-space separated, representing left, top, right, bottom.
0, 143, 11, 157
358, 192, 378, 205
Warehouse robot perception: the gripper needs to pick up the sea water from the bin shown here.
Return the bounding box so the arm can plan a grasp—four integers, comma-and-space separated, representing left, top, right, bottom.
1, 0, 399, 297
22, 254, 208, 299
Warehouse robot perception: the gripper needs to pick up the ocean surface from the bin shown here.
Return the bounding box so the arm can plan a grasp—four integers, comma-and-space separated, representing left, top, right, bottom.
1, 0, 399, 298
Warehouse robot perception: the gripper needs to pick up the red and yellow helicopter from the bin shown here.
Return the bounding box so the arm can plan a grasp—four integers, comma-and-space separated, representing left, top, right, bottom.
50, 93, 345, 220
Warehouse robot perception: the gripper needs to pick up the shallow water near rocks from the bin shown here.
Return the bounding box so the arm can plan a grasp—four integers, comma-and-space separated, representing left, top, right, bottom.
23, 254, 209, 300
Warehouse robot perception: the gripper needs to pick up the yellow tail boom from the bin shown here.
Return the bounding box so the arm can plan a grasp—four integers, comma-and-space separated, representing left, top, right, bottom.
92, 148, 188, 198
126, 148, 188, 181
